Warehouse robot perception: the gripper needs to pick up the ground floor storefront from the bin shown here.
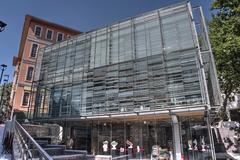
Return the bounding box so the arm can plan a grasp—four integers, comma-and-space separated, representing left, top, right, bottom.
58, 112, 215, 160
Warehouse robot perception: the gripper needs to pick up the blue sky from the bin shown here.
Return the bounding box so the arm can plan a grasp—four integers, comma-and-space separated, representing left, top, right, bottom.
0, 0, 212, 82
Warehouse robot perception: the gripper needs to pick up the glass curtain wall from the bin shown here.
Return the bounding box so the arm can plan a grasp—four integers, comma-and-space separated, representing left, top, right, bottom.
69, 117, 214, 160
180, 117, 213, 160
71, 118, 173, 159
34, 3, 204, 119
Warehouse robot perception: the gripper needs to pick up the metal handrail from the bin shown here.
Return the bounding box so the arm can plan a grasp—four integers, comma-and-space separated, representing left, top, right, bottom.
15, 126, 33, 158
15, 121, 53, 160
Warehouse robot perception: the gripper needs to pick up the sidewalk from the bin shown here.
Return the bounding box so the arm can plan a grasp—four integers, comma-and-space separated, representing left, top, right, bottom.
227, 152, 240, 160
0, 124, 11, 160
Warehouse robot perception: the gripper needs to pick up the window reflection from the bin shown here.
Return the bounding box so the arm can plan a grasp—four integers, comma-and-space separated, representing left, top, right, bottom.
36, 3, 203, 130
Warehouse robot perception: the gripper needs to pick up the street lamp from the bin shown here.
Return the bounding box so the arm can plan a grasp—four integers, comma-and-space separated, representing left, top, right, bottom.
0, 64, 7, 84
0, 21, 7, 32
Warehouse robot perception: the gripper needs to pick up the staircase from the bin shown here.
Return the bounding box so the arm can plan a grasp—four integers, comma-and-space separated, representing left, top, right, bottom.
14, 121, 95, 160
212, 126, 240, 160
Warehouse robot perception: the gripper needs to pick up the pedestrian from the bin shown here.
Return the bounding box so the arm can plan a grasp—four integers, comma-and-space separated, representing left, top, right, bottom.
66, 136, 74, 149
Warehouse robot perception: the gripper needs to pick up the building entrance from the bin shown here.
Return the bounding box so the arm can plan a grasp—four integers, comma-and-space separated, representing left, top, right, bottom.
67, 115, 215, 160
77, 119, 174, 159
71, 125, 92, 153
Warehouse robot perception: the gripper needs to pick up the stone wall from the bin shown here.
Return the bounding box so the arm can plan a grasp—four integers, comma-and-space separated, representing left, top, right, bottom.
22, 123, 61, 144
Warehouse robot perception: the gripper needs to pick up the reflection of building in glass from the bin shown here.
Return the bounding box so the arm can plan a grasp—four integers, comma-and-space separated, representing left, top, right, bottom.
30, 2, 221, 160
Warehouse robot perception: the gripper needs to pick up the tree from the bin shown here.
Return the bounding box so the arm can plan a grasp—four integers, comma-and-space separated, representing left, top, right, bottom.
0, 82, 12, 121
209, 0, 240, 120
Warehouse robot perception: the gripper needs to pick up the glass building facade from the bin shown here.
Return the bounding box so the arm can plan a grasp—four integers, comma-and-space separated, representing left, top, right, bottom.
34, 3, 206, 118
31, 2, 221, 160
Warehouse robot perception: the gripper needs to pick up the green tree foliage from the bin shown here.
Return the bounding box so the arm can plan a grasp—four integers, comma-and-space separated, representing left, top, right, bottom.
0, 82, 12, 120
209, 0, 240, 120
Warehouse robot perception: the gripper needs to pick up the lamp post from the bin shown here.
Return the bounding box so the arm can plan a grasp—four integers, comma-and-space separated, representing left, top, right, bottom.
0, 64, 7, 85
0, 21, 7, 32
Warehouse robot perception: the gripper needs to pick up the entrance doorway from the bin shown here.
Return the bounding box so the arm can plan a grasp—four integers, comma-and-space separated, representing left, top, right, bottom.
66, 115, 215, 159
72, 124, 91, 153
89, 119, 174, 159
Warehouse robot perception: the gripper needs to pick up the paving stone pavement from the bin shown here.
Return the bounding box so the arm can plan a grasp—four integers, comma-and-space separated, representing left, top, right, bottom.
0, 124, 12, 160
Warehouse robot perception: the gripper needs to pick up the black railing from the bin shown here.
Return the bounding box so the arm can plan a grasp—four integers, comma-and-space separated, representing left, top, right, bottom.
15, 121, 53, 160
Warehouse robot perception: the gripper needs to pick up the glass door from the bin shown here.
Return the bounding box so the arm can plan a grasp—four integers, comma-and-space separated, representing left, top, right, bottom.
180, 117, 213, 160
90, 118, 174, 159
